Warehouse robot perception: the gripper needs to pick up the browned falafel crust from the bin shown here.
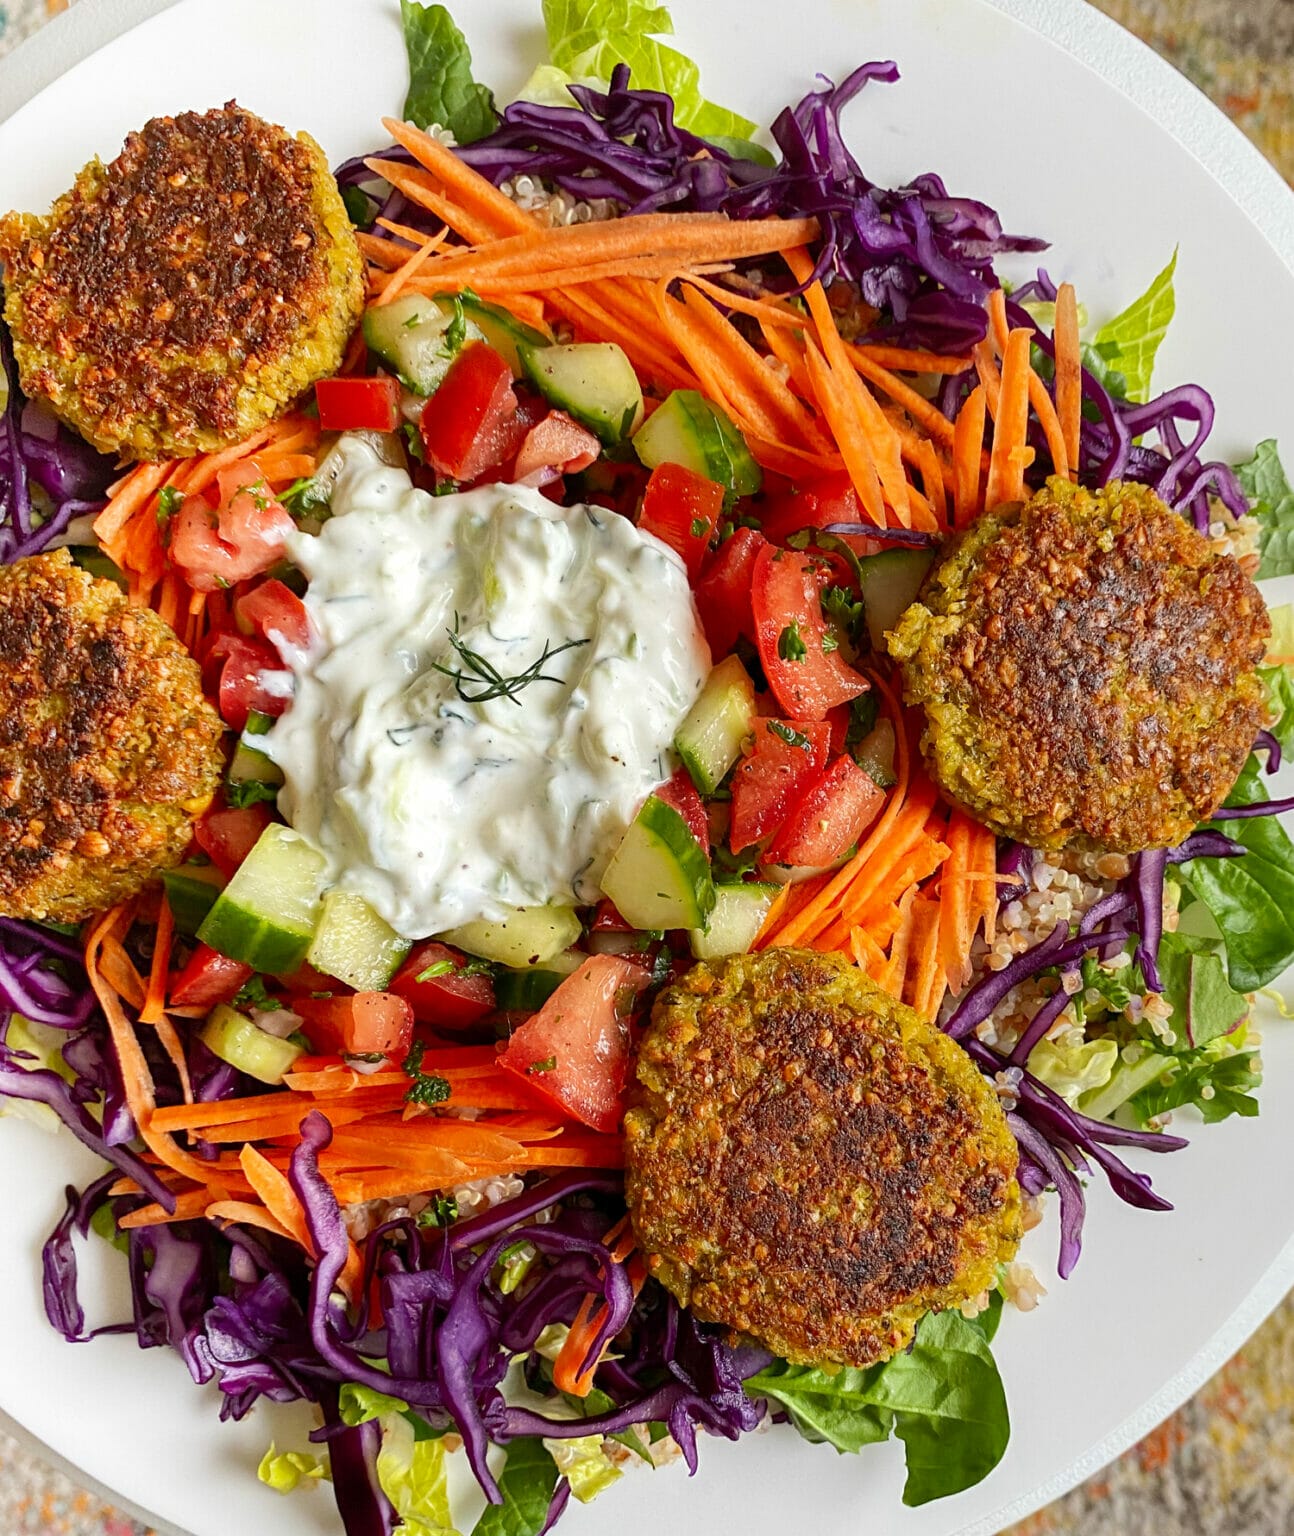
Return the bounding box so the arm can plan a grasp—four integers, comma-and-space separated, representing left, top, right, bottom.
888, 478, 1270, 854
624, 949, 1021, 1369
0, 550, 224, 922
0, 103, 364, 461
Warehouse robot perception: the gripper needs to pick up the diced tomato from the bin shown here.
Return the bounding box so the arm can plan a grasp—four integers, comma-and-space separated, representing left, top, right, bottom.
763, 754, 885, 869
758, 471, 863, 546
293, 991, 414, 1058
654, 765, 710, 857
751, 545, 869, 722
694, 527, 766, 658
639, 463, 725, 581
826, 703, 851, 756
208, 632, 288, 732
419, 342, 518, 482
499, 955, 649, 1132
513, 410, 601, 487
389, 942, 496, 1029
168, 461, 295, 593
234, 579, 310, 654
590, 899, 634, 934
729, 718, 830, 851
314, 376, 402, 433
194, 803, 273, 878
168, 944, 253, 1009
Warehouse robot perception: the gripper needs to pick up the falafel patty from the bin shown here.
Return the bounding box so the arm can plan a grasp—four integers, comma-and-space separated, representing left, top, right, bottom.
624, 949, 1021, 1369
0, 550, 223, 922
0, 103, 364, 461
888, 478, 1270, 854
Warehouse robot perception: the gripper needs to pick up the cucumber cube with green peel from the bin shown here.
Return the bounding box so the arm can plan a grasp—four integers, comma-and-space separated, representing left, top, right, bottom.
601, 794, 716, 931
196, 824, 327, 974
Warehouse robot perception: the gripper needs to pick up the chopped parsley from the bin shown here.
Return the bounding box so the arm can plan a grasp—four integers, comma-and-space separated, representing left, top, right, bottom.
402, 1038, 452, 1106
777, 621, 808, 663
768, 720, 812, 751
526, 1055, 557, 1075
233, 975, 275, 1011
821, 584, 865, 645
401, 422, 427, 465
690, 516, 710, 539
442, 296, 468, 355
156, 484, 184, 529
416, 1193, 459, 1229
225, 777, 279, 809
280, 476, 331, 517
416, 959, 456, 981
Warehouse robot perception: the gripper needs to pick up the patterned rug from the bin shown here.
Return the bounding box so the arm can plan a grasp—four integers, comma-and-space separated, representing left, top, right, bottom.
0, 0, 1292, 1533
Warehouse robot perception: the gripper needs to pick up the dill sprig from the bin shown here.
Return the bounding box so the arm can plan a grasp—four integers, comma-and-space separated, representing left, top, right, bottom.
430, 616, 589, 707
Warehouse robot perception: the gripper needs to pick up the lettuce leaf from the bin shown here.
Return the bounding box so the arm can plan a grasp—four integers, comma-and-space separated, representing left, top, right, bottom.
744, 1310, 1009, 1505
1260, 663, 1294, 752
1153, 930, 1249, 1052
1026, 1034, 1118, 1106
1236, 439, 1294, 580
471, 1438, 558, 1536
541, 0, 759, 141
376, 1416, 457, 1536
1088, 250, 1177, 404
400, 0, 498, 144
541, 1434, 622, 1503
1179, 756, 1294, 992
1132, 1047, 1261, 1125
257, 1443, 329, 1495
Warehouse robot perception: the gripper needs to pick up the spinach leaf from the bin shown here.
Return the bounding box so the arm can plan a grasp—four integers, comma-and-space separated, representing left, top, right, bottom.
471, 1438, 559, 1536
743, 1360, 893, 1453
1259, 663, 1294, 753
1179, 757, 1294, 992
1236, 439, 1294, 580
1089, 250, 1176, 404
866, 1310, 1010, 1506
745, 1311, 1009, 1504
1154, 930, 1249, 1051
401, 0, 498, 145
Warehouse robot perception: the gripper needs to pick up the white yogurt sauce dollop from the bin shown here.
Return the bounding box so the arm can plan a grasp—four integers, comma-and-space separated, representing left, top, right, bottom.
261, 437, 710, 939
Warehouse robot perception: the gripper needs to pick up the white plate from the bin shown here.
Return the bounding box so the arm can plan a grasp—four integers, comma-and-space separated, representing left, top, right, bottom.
2, 2, 1293, 1534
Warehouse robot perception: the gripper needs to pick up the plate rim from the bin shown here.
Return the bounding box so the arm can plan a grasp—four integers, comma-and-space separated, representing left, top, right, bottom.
0, 4, 1293, 1535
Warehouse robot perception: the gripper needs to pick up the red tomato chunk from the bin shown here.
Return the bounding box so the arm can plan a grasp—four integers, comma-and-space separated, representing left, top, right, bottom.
390, 942, 496, 1029
194, 804, 273, 878
169, 461, 295, 593
294, 991, 414, 1058
234, 579, 311, 654
419, 342, 518, 483
751, 545, 868, 721
639, 463, 725, 580
694, 526, 766, 657
314, 376, 401, 433
729, 719, 830, 852
169, 944, 252, 1009
764, 755, 884, 869
499, 955, 649, 1132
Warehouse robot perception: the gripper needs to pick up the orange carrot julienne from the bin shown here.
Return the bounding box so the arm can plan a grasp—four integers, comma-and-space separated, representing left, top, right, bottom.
972, 339, 1002, 421
953, 384, 988, 529
204, 1200, 295, 1242
139, 894, 174, 1026
1054, 282, 1082, 476
881, 888, 919, 996
855, 344, 971, 376
845, 342, 956, 449
906, 898, 945, 1021
986, 293, 1070, 483
802, 336, 887, 525
985, 328, 1033, 508
381, 117, 536, 237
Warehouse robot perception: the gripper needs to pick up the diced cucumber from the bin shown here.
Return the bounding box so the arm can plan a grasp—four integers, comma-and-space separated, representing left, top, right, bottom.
226, 709, 283, 801
519, 342, 644, 445
307, 888, 411, 992
632, 390, 762, 496
860, 548, 936, 651
601, 794, 716, 931
439, 906, 583, 968
362, 293, 483, 395
494, 967, 568, 1012
854, 718, 897, 789
675, 654, 756, 794
163, 863, 226, 937
200, 1004, 305, 1086
689, 882, 779, 960
454, 293, 550, 374
197, 824, 326, 974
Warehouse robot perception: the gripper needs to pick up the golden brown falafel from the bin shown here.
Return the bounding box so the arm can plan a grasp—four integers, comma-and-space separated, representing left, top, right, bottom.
624, 948, 1021, 1369
0, 103, 364, 461
888, 478, 1270, 854
0, 550, 223, 921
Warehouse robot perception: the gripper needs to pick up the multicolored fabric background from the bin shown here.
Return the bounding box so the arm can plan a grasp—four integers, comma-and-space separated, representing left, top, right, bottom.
0, 0, 1291, 1531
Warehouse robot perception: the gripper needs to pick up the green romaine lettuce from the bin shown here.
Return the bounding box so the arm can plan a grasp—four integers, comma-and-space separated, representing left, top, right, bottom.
1236, 439, 1294, 580
744, 1309, 1010, 1506
1026, 1034, 1118, 1106
540, 0, 760, 143
541, 1434, 622, 1503
1087, 250, 1177, 404
257, 1443, 329, 1494
400, 0, 498, 144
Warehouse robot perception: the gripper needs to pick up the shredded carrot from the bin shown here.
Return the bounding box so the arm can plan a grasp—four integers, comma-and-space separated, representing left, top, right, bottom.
906, 898, 946, 1021
880, 888, 919, 996
987, 293, 1070, 483
854, 344, 971, 376
972, 340, 1002, 420
553, 1220, 643, 1396
984, 328, 1033, 508
1054, 282, 1082, 476
139, 895, 174, 1026
205, 1200, 295, 1242
939, 812, 976, 995
849, 927, 889, 982
953, 384, 988, 529
845, 342, 956, 449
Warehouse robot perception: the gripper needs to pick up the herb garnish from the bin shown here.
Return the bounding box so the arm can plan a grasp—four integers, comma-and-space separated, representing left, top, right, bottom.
233, 975, 275, 1011
156, 484, 183, 529
416, 1193, 459, 1229
768, 721, 812, 751
430, 615, 590, 707
402, 1038, 452, 1106
416, 959, 456, 981
777, 621, 807, 663
526, 1055, 557, 1075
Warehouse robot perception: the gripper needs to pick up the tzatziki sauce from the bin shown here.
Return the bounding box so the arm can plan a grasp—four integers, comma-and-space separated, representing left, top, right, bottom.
262, 436, 710, 938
